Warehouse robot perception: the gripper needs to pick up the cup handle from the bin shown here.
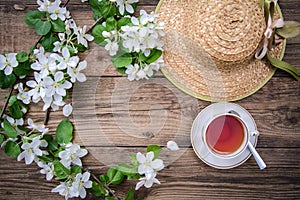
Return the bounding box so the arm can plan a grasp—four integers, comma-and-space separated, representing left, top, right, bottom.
247, 141, 266, 170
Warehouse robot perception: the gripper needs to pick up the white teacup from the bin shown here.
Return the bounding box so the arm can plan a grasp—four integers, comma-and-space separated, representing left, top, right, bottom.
203, 112, 266, 169
203, 113, 250, 159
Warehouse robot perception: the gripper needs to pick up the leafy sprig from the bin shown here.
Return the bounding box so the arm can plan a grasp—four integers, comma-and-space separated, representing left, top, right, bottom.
257, 0, 299, 80
0, 0, 177, 199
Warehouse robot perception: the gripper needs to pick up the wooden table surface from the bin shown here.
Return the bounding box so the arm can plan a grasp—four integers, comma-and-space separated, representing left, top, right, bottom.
0, 0, 299, 199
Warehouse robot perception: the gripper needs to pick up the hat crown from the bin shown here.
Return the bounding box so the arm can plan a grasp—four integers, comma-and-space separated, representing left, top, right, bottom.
158, 0, 266, 64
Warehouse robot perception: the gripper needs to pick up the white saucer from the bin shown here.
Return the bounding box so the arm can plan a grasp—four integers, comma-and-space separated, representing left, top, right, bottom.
191, 102, 258, 169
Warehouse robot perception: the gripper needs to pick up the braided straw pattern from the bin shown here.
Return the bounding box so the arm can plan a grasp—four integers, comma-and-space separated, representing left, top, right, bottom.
156, 0, 285, 101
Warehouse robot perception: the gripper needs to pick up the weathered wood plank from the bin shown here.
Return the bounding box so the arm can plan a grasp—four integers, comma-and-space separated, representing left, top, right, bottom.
0, 148, 299, 200
0, 76, 298, 148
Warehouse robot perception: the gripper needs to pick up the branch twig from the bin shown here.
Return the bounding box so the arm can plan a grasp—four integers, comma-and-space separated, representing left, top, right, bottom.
44, 108, 50, 125
87, 17, 103, 33
0, 84, 15, 120
90, 172, 121, 200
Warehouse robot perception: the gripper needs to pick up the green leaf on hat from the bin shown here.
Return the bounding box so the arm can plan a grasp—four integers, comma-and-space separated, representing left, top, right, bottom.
276, 21, 300, 39
267, 54, 299, 80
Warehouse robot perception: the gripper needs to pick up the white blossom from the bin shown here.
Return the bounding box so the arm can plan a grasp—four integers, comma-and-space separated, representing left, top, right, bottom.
27, 118, 49, 134
17, 136, 48, 165
38, 162, 54, 180
135, 172, 160, 190
48, 1, 67, 21
54, 47, 79, 70
52, 182, 73, 200
116, 0, 139, 15
31, 53, 57, 78
1, 116, 25, 135
37, 0, 52, 12
58, 143, 88, 168
125, 64, 140, 81
120, 9, 164, 56
43, 71, 72, 97
104, 39, 119, 56
74, 25, 94, 48
167, 141, 179, 151
67, 60, 87, 83
136, 151, 164, 176
63, 104, 73, 117
53, 33, 66, 53
16, 83, 31, 105
0, 53, 18, 75
26, 72, 45, 103
69, 172, 92, 199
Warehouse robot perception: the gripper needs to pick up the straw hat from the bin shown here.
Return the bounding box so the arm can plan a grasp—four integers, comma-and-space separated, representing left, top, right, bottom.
156, 0, 285, 101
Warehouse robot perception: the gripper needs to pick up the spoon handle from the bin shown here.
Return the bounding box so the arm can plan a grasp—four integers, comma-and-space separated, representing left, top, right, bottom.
247, 142, 266, 170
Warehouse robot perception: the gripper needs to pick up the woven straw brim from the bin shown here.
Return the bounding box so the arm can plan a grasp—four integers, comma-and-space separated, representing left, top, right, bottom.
156, 0, 286, 102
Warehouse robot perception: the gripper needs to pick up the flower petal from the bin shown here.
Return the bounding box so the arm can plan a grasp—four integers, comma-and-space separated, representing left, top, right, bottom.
146, 151, 154, 161
167, 141, 179, 151
136, 152, 146, 163
63, 104, 73, 117
150, 159, 164, 170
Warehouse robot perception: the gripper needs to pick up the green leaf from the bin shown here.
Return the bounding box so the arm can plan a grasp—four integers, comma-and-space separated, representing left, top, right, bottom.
40, 33, 58, 52
56, 119, 73, 144
0, 134, 5, 145
71, 165, 82, 174
4, 140, 21, 157
3, 119, 18, 138
106, 17, 117, 31
9, 100, 27, 119
35, 20, 52, 36
51, 18, 66, 33
115, 164, 137, 175
111, 53, 132, 68
259, 0, 265, 8
107, 167, 125, 185
92, 24, 107, 45
107, 167, 117, 181
117, 17, 131, 29
9, 96, 18, 106
43, 134, 58, 151
116, 67, 126, 75
90, 181, 107, 197
125, 188, 134, 200
126, 173, 141, 181
74, 43, 88, 52
147, 145, 162, 159
267, 54, 299, 80
105, 197, 115, 200
99, 174, 110, 184
145, 49, 162, 64
0, 71, 16, 89
53, 160, 71, 179
130, 154, 139, 166
24, 10, 44, 28
13, 61, 32, 76
16, 52, 29, 63
38, 155, 54, 163
276, 21, 300, 39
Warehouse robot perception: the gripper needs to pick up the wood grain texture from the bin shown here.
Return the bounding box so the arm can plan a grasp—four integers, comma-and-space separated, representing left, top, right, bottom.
0, 0, 299, 200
